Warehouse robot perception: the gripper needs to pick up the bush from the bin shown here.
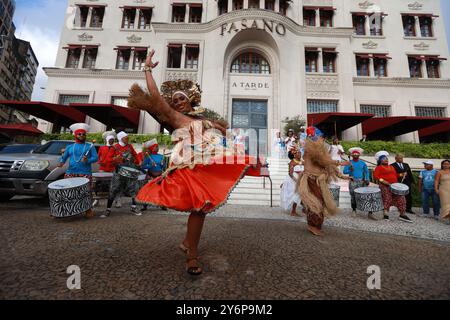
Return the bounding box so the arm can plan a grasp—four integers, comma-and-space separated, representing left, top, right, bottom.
341, 141, 450, 159
42, 133, 173, 147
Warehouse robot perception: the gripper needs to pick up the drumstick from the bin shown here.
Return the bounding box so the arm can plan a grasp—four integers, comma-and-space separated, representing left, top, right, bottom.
84, 140, 96, 157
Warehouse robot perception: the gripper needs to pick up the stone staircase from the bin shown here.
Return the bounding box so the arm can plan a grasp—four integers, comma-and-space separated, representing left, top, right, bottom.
229, 157, 352, 208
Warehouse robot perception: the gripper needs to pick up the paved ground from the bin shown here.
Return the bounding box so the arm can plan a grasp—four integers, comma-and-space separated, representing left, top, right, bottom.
1, 198, 450, 300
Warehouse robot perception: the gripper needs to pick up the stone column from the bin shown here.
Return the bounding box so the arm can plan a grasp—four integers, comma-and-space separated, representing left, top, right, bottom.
79, 48, 86, 69
369, 57, 375, 77
130, 49, 136, 70
228, 0, 233, 12
86, 7, 93, 28
315, 9, 320, 27
181, 45, 187, 69
318, 48, 324, 73
274, 0, 279, 12
414, 16, 421, 37
185, 4, 190, 23
260, 0, 265, 9
364, 14, 370, 36
421, 58, 428, 78
134, 8, 140, 29
244, 0, 249, 9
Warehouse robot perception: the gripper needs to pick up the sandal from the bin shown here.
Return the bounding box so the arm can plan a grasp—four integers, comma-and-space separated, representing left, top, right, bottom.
186, 257, 203, 276
179, 243, 189, 254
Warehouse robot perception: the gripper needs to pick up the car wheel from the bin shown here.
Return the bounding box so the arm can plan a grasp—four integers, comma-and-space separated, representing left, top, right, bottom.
0, 194, 14, 202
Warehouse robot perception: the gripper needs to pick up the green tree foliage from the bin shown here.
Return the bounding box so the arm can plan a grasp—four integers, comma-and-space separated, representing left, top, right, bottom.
282, 116, 306, 136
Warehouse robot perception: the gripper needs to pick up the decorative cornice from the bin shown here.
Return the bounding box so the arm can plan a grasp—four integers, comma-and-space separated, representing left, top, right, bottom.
152, 9, 354, 38
359, 1, 375, 10
362, 40, 378, 49
414, 42, 430, 51
353, 77, 450, 88
78, 32, 93, 42
43, 68, 145, 79
408, 2, 423, 11
127, 34, 142, 43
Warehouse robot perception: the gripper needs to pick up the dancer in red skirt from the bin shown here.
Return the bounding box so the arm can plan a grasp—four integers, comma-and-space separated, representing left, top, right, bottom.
127, 50, 260, 275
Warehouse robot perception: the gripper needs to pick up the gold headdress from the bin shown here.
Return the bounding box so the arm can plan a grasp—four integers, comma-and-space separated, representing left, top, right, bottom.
161, 80, 202, 107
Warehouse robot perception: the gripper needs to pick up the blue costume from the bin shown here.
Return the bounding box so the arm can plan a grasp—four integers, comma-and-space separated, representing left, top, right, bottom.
60, 143, 98, 175
344, 159, 370, 212
142, 153, 164, 174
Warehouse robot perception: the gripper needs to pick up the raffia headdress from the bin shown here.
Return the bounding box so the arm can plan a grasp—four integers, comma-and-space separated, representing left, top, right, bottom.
161, 80, 202, 107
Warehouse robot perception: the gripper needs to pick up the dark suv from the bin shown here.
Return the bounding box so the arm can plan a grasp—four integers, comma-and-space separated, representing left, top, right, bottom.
0, 140, 99, 201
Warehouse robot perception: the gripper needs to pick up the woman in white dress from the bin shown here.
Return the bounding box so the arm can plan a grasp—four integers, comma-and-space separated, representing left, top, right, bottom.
272, 130, 285, 158
280, 148, 304, 216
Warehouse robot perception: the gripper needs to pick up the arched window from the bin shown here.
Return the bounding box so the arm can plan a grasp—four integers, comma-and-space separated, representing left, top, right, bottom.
231, 52, 271, 74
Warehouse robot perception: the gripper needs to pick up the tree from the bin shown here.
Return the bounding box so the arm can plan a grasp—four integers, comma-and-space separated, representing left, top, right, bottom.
282, 115, 306, 136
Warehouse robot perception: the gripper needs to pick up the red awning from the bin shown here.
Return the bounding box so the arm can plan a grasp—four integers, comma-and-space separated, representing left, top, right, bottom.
0, 101, 85, 129
0, 123, 43, 137
362, 116, 449, 138
69, 103, 140, 130
308, 112, 375, 136
419, 120, 450, 138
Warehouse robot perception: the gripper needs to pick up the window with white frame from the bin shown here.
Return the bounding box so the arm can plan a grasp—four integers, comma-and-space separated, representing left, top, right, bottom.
111, 96, 129, 108
58, 95, 90, 106
360, 105, 391, 118
415, 106, 446, 118
307, 100, 338, 113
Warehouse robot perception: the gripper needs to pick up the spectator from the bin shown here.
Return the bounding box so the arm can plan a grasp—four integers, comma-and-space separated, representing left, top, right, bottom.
329, 137, 345, 162
435, 160, 450, 223
391, 154, 415, 214
360, 135, 367, 142
298, 126, 307, 143
419, 161, 440, 220
284, 129, 296, 152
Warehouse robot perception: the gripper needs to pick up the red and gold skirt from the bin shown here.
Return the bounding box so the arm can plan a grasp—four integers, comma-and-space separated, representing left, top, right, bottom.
137, 155, 262, 214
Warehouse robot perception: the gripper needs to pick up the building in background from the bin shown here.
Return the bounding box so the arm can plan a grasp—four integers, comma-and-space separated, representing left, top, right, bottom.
3, 0, 450, 146
0, 0, 39, 125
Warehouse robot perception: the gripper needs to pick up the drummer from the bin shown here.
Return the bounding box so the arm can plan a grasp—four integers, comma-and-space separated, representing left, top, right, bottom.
140, 139, 165, 211
373, 151, 413, 223
98, 130, 116, 173
57, 123, 98, 218
100, 131, 142, 218
343, 148, 374, 220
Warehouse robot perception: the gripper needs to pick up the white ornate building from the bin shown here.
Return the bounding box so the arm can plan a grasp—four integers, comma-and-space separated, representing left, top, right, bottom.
37, 0, 450, 147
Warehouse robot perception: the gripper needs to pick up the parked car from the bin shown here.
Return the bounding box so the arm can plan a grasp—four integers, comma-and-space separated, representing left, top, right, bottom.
0, 140, 100, 201
0, 144, 39, 154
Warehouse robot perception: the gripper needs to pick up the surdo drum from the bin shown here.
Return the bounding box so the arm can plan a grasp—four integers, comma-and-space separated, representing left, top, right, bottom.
118, 166, 141, 180
329, 184, 340, 207
48, 178, 92, 218
354, 187, 384, 213
390, 183, 409, 196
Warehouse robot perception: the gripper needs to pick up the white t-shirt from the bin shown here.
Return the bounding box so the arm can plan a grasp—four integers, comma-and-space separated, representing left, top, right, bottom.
330, 144, 345, 161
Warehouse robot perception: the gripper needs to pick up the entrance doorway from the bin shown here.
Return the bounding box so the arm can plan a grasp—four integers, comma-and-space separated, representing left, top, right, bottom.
231, 99, 268, 157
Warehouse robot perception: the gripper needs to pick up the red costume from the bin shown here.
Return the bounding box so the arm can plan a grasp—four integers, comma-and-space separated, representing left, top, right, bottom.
374, 164, 406, 213
106, 143, 139, 167
98, 146, 116, 172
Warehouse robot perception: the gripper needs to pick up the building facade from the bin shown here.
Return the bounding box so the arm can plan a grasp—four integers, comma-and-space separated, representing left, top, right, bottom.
0, 0, 39, 124
42, 0, 450, 145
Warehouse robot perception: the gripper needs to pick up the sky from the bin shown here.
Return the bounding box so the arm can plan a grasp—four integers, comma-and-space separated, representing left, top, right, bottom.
11, 0, 450, 101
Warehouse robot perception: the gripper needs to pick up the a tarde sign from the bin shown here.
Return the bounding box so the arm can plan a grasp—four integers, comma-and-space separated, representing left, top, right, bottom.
229, 75, 272, 96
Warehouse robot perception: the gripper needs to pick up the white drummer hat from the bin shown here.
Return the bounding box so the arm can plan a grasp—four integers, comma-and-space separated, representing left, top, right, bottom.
144, 139, 158, 149
349, 147, 364, 155
69, 123, 90, 134
375, 150, 390, 161
102, 129, 116, 140
423, 160, 434, 166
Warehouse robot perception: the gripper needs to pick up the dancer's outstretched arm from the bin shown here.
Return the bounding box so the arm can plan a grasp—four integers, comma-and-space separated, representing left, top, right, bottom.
128, 49, 192, 130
